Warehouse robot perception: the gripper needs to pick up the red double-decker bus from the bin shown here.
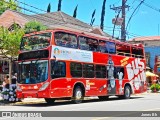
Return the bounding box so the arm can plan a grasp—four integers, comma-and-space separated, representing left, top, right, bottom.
16, 28, 147, 104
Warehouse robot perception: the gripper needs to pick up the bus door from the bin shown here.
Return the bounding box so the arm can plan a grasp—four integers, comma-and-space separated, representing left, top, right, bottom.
50, 60, 69, 97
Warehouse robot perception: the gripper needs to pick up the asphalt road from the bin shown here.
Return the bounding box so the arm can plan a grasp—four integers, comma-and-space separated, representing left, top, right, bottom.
0, 92, 160, 120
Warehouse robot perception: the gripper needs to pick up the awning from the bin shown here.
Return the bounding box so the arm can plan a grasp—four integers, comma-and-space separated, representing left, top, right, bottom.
146, 71, 159, 77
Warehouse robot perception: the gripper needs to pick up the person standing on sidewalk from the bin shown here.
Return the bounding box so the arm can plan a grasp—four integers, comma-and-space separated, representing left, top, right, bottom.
4, 75, 10, 89
1, 75, 10, 101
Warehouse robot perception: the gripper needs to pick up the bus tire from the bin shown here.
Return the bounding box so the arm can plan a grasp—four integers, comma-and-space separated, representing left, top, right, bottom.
98, 96, 109, 101
45, 98, 55, 104
72, 86, 84, 104
123, 86, 131, 99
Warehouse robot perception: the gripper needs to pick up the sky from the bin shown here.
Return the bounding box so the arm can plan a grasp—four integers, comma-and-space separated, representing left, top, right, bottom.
17, 0, 160, 40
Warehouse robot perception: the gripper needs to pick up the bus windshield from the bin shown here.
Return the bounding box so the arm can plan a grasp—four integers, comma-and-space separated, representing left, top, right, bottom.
18, 60, 48, 84
20, 32, 51, 51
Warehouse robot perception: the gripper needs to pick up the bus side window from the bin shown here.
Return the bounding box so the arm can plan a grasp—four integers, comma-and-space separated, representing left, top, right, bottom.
79, 36, 89, 50
65, 35, 78, 48
88, 38, 98, 52
96, 65, 106, 78
107, 42, 116, 54
131, 47, 144, 58
51, 60, 66, 79
115, 67, 124, 79
99, 40, 108, 53
70, 62, 82, 77
116, 43, 131, 56
83, 64, 94, 78
55, 32, 77, 49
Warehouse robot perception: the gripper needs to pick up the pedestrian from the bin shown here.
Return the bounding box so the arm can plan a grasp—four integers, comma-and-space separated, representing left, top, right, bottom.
4, 75, 10, 89
1, 79, 6, 91
11, 73, 17, 84
9, 73, 18, 102
1, 75, 10, 101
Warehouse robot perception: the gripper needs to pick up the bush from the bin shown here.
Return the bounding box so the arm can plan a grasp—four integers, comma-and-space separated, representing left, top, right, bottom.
150, 84, 160, 92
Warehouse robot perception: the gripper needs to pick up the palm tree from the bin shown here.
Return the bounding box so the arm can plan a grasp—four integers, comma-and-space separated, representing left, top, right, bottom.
100, 0, 106, 31
90, 9, 96, 26
47, 3, 51, 13
73, 5, 78, 18
57, 0, 62, 11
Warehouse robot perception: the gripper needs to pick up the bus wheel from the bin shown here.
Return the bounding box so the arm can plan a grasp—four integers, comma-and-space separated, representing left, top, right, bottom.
124, 86, 131, 99
98, 96, 109, 101
73, 86, 84, 104
45, 98, 55, 104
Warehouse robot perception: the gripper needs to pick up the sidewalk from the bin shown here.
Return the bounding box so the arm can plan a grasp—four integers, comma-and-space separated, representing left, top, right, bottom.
0, 92, 45, 104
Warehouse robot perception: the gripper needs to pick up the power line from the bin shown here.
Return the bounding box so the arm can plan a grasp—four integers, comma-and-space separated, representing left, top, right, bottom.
15, 0, 47, 13
138, 0, 160, 13
14, 0, 64, 18
126, 0, 145, 31
110, 0, 129, 41
9, 1, 99, 30
3, 0, 93, 30
3, 0, 64, 23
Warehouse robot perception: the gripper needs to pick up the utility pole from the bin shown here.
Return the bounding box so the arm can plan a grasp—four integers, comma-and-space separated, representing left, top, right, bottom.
110, 0, 129, 42
121, 0, 126, 42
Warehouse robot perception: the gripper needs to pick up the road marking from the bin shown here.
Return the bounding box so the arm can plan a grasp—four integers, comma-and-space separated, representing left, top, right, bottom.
92, 117, 110, 120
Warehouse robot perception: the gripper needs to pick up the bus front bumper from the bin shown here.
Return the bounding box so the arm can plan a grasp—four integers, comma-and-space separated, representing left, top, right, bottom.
16, 90, 49, 98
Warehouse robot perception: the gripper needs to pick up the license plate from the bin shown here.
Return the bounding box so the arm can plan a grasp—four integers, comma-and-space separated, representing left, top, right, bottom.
27, 96, 32, 98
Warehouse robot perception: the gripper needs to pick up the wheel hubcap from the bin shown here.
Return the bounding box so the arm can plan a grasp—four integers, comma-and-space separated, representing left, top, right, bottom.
76, 90, 82, 99
125, 88, 130, 97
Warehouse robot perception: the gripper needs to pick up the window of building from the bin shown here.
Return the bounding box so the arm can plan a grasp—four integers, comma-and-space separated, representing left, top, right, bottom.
95, 65, 106, 78
51, 60, 66, 78
83, 64, 94, 78
8, 24, 21, 31
55, 32, 77, 49
70, 62, 82, 77
79, 36, 98, 51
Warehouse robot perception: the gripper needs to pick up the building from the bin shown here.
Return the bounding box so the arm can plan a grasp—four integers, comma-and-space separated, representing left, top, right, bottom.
128, 36, 160, 84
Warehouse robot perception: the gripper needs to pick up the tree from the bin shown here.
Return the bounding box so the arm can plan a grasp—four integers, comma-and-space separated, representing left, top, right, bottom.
0, 24, 24, 79
73, 5, 78, 18
100, 0, 106, 31
0, 25, 24, 59
57, 0, 62, 11
0, 0, 20, 15
24, 21, 47, 34
47, 3, 51, 13
90, 9, 96, 26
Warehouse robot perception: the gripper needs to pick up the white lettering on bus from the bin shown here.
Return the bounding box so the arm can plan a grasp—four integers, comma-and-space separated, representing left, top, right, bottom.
126, 58, 145, 90
126, 64, 134, 80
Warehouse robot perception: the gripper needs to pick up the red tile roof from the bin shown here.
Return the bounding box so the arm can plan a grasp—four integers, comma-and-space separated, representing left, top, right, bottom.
131, 36, 160, 41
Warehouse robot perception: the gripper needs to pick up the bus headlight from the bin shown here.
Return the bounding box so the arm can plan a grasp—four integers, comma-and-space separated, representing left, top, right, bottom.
16, 85, 22, 91
39, 82, 49, 91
